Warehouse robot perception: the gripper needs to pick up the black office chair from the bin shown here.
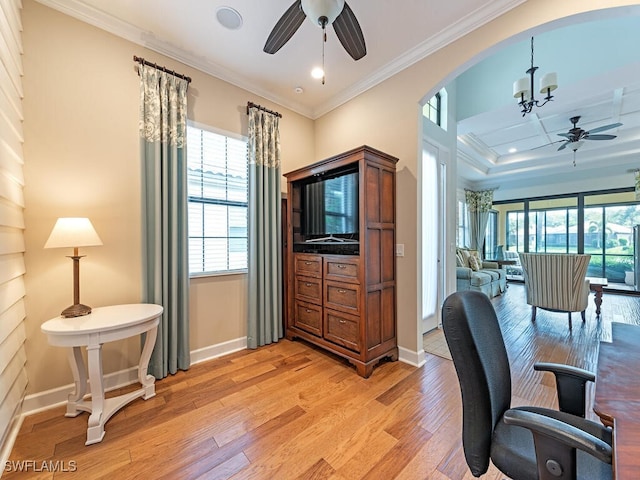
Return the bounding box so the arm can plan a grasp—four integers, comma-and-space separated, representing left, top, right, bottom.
441, 291, 612, 480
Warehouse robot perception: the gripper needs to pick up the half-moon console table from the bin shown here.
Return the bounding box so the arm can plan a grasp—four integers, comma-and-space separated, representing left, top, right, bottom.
41, 303, 163, 445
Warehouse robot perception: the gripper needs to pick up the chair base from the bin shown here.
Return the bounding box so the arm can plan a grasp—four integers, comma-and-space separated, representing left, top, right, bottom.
530, 306, 586, 330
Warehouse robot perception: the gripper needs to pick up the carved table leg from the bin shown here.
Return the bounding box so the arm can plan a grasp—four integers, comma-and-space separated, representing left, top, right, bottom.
139, 326, 158, 399
65, 347, 88, 417
593, 286, 604, 317
85, 343, 105, 445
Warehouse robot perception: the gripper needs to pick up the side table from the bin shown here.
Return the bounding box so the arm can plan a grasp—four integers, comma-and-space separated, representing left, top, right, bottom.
41, 303, 163, 445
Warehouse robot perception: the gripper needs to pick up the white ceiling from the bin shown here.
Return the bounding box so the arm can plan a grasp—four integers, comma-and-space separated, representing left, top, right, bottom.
38, 0, 525, 118
37, 1, 640, 191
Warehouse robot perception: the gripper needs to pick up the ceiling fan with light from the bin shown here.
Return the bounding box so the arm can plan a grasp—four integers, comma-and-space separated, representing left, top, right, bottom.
556, 115, 622, 151
263, 0, 366, 82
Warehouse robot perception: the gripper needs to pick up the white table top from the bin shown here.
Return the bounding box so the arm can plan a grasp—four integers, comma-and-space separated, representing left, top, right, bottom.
41, 304, 163, 336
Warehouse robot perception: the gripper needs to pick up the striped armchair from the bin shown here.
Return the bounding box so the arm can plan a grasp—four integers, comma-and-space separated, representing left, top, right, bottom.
519, 253, 591, 330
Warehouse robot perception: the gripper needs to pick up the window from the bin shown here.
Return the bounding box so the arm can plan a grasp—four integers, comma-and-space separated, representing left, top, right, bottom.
187, 124, 248, 275
484, 210, 498, 258
457, 199, 470, 248
497, 189, 640, 285
423, 92, 441, 126
422, 89, 448, 130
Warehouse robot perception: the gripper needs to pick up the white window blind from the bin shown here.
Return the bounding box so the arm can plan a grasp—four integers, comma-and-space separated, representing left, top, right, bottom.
187, 125, 248, 275
0, 0, 28, 446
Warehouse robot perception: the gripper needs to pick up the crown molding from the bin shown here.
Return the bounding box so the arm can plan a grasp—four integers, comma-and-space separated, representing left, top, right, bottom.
36, 0, 525, 120
35, 0, 316, 118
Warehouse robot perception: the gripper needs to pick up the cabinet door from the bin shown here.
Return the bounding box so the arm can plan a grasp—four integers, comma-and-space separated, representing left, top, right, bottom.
324, 309, 360, 352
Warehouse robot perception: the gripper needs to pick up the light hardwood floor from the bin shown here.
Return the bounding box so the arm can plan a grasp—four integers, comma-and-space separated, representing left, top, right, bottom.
5, 284, 639, 479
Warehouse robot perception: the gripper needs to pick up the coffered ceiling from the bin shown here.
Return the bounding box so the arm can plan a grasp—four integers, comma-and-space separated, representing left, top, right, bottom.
455, 15, 640, 191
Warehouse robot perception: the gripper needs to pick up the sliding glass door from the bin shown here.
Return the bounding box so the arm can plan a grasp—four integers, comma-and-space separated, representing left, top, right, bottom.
584, 192, 640, 282
493, 188, 640, 288
528, 198, 578, 254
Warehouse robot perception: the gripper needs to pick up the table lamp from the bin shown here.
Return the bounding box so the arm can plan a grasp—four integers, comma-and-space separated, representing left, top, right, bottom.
45, 217, 103, 318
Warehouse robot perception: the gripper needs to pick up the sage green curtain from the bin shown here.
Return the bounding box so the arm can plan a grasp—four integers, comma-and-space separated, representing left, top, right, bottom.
247, 107, 283, 349
139, 64, 190, 378
465, 188, 495, 254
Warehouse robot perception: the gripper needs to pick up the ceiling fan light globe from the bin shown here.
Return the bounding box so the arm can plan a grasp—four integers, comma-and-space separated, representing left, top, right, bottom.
570, 140, 584, 152
513, 77, 530, 99
301, 0, 345, 26
539, 72, 558, 93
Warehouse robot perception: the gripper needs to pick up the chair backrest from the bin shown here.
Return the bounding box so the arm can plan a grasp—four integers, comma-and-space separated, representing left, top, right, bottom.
442, 291, 512, 477
519, 253, 591, 311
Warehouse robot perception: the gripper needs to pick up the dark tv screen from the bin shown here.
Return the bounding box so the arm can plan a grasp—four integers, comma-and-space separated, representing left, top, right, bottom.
303, 172, 358, 237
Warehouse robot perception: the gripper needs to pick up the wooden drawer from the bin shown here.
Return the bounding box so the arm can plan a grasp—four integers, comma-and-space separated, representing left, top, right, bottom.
324, 309, 360, 352
325, 281, 360, 314
324, 256, 360, 284
294, 254, 322, 278
295, 275, 322, 304
293, 300, 322, 336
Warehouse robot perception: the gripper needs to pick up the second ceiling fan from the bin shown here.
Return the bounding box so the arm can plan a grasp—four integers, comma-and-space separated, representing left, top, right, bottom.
556, 115, 622, 151
263, 0, 367, 61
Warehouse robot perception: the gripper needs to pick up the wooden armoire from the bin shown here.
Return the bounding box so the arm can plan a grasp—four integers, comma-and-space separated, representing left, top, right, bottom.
283, 146, 398, 378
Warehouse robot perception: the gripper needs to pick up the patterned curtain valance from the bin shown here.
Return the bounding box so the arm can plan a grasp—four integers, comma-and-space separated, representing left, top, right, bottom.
248, 107, 281, 169
138, 64, 188, 147
465, 188, 496, 213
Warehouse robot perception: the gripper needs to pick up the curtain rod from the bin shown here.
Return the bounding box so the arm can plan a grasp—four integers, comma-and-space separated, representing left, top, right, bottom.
133, 55, 192, 84
246, 101, 282, 118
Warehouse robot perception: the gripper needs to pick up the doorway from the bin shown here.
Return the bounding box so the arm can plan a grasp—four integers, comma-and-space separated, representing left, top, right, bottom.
421, 140, 448, 334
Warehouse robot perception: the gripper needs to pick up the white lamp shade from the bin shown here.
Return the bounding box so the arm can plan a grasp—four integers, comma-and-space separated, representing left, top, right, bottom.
44, 217, 103, 249
539, 72, 558, 93
513, 77, 530, 99
301, 0, 345, 26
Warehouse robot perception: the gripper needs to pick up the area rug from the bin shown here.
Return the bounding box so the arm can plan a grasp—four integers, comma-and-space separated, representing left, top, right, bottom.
423, 328, 452, 361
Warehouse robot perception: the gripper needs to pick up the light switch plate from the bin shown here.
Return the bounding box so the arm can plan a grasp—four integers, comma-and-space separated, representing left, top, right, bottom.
396, 244, 405, 257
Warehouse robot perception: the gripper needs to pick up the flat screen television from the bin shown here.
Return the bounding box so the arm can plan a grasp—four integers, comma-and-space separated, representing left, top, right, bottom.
298, 167, 359, 251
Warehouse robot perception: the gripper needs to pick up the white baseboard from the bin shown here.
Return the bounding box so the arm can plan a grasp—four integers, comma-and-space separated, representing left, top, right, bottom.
189, 337, 247, 365
398, 346, 427, 368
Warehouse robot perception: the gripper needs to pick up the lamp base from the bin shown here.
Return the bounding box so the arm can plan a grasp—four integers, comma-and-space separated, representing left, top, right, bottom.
61, 303, 92, 318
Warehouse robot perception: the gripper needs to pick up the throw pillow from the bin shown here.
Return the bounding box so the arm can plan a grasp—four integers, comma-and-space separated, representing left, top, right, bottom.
468, 255, 481, 271
458, 249, 471, 267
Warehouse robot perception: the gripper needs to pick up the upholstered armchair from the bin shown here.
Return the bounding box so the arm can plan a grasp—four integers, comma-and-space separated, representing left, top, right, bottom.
519, 253, 591, 329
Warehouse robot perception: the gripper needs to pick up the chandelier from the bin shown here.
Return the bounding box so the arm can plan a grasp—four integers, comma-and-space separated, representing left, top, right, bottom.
513, 37, 558, 116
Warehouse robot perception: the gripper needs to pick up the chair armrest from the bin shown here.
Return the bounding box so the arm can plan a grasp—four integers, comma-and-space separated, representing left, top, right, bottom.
482, 261, 498, 269
503, 409, 612, 466
456, 267, 472, 279
534, 363, 595, 418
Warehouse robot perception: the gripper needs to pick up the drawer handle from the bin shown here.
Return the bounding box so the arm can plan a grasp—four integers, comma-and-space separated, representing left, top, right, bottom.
338, 289, 347, 293
304, 261, 312, 265
339, 319, 347, 324
305, 283, 313, 287
305, 309, 312, 313
337, 264, 347, 269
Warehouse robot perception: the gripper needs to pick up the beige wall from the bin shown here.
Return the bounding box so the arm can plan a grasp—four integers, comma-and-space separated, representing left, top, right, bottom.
21, 0, 314, 394
20, 0, 637, 397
